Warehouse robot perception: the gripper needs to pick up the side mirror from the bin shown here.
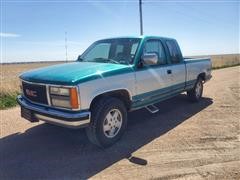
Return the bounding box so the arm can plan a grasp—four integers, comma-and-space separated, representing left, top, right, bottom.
141, 53, 158, 65
77, 55, 83, 61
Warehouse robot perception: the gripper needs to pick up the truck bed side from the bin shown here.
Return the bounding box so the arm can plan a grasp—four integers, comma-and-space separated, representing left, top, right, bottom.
184, 58, 212, 89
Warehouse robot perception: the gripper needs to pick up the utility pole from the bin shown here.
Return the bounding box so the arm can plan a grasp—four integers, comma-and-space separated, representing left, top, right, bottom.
65, 31, 68, 62
139, 0, 143, 35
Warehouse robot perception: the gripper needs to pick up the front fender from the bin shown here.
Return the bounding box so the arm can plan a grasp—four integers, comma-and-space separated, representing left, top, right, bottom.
78, 72, 135, 110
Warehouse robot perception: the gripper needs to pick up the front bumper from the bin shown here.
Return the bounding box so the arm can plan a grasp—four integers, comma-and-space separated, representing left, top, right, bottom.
204, 74, 212, 82
17, 95, 90, 129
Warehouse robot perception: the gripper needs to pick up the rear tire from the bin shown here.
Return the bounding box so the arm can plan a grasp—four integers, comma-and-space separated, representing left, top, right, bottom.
86, 97, 127, 148
187, 77, 203, 102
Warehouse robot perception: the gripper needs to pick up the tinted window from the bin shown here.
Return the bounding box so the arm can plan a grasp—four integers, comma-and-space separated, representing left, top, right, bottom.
158, 42, 167, 64
145, 41, 159, 54
166, 40, 181, 63
115, 44, 124, 55
144, 40, 167, 65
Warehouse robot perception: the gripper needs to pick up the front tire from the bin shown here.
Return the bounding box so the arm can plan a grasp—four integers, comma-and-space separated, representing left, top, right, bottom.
187, 78, 203, 102
86, 97, 127, 147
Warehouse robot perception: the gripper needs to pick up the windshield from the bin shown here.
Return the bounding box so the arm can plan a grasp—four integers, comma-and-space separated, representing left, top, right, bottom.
79, 38, 141, 64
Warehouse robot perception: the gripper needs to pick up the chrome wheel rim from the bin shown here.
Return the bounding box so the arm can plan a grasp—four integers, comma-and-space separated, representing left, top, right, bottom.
195, 81, 202, 98
103, 109, 123, 138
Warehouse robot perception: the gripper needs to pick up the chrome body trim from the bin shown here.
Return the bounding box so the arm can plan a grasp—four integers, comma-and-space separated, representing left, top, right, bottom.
20, 79, 77, 88
46, 84, 51, 106
17, 95, 90, 129
35, 114, 90, 128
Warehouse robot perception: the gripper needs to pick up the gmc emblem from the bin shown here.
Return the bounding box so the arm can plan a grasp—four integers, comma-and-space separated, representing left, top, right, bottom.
26, 89, 37, 97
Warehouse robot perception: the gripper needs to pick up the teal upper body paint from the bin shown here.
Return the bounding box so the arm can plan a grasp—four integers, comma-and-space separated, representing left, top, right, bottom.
20, 62, 134, 85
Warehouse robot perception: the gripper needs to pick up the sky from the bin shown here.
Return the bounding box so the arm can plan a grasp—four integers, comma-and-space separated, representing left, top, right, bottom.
0, 0, 239, 63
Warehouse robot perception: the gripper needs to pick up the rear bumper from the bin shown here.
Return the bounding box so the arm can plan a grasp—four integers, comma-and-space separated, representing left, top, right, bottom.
17, 95, 90, 129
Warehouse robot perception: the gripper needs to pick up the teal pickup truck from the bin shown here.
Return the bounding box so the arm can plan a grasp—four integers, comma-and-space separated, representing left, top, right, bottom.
18, 36, 212, 147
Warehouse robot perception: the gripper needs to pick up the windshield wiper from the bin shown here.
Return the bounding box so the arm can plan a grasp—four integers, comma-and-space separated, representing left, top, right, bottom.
93, 58, 120, 64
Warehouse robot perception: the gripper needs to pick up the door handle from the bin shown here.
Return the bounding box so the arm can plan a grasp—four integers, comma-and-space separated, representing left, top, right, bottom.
167, 69, 172, 74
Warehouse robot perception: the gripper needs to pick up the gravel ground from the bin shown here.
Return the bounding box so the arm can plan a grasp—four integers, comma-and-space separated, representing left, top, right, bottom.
0, 66, 239, 180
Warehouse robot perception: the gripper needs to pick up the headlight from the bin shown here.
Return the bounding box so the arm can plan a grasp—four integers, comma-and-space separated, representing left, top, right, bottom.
49, 86, 79, 109
51, 95, 71, 108
50, 87, 70, 96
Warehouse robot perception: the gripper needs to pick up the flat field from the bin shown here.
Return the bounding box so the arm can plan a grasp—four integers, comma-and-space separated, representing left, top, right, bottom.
1, 62, 61, 95
195, 54, 239, 69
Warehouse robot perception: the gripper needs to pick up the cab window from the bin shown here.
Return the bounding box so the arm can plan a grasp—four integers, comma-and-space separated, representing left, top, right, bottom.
144, 40, 167, 65
166, 40, 181, 64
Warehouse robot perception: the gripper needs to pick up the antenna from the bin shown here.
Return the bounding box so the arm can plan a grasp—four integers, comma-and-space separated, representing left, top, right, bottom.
65, 31, 68, 62
139, 0, 143, 35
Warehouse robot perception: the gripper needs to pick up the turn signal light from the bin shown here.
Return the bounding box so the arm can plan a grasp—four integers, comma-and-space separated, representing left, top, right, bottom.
70, 88, 79, 109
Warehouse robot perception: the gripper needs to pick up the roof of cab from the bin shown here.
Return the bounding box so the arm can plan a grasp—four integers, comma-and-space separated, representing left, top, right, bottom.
98, 35, 176, 41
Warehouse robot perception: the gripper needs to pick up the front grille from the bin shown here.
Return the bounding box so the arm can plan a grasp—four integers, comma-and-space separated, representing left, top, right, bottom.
22, 81, 48, 105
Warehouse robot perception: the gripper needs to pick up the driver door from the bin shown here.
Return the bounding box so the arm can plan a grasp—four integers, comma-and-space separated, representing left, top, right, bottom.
133, 39, 172, 107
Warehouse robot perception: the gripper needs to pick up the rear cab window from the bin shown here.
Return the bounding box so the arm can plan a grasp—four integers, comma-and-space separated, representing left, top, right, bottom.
166, 40, 182, 64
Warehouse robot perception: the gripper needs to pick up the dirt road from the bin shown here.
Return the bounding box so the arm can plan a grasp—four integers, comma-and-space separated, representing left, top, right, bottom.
0, 66, 239, 179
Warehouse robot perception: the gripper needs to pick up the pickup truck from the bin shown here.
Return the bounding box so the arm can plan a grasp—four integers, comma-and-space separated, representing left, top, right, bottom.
17, 36, 212, 147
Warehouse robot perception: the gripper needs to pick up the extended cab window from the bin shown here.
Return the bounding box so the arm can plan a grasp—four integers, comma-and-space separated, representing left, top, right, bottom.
166, 40, 181, 64
144, 40, 167, 65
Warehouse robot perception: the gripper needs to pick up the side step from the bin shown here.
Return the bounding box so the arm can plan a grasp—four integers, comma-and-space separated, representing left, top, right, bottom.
145, 104, 159, 114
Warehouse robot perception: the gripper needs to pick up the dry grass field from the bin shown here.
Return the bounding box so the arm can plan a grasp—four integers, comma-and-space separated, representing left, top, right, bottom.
1, 62, 61, 95
196, 54, 240, 69
0, 54, 239, 109
0, 62, 62, 109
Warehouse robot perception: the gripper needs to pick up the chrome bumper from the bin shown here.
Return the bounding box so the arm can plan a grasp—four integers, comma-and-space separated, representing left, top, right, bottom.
17, 95, 91, 129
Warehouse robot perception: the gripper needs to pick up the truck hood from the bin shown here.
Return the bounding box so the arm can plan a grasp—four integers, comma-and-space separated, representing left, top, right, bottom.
20, 62, 134, 85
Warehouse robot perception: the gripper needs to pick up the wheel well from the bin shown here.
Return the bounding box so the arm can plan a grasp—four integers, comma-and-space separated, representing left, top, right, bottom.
198, 73, 206, 81
90, 90, 131, 111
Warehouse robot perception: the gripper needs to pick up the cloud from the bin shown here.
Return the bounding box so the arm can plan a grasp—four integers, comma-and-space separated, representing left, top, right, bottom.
0, 32, 20, 38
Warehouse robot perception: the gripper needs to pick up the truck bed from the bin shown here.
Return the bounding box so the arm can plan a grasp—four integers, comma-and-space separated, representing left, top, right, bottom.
184, 57, 212, 83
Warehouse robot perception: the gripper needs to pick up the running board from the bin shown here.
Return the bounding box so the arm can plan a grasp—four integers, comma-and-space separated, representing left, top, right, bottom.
145, 104, 159, 114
